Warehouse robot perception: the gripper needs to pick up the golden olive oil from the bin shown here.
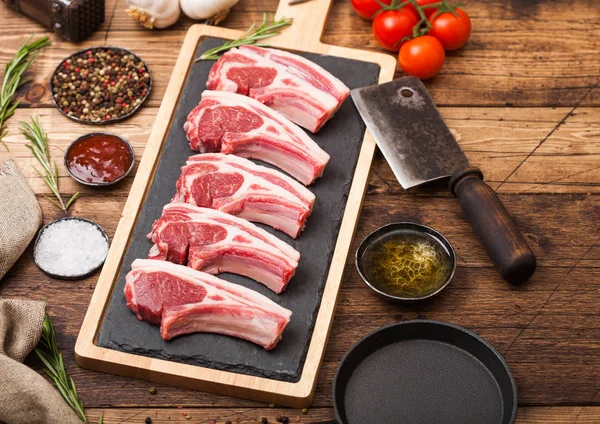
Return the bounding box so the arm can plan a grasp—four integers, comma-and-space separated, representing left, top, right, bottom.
362, 229, 453, 298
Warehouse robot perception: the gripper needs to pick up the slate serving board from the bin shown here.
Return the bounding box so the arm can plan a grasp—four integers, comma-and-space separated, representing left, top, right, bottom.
97, 38, 380, 383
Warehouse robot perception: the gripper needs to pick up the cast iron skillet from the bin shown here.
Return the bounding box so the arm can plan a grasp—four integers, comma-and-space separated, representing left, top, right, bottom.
318, 320, 517, 424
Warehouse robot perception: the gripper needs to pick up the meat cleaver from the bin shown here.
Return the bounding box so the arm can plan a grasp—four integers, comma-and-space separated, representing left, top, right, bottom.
352, 76, 536, 284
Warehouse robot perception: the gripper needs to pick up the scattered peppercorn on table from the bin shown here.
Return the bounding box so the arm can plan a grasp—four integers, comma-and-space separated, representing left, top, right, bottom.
1, 0, 600, 422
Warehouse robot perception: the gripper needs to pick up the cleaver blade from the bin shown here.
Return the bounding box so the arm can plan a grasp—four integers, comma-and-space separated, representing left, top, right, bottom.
351, 76, 469, 189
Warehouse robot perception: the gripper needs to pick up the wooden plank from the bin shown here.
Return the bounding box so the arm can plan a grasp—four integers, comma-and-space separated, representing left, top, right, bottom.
497, 107, 600, 193
325, 0, 600, 107
81, 406, 600, 423
99, 0, 279, 33
17, 31, 184, 109
0, 107, 155, 196
1, 0, 598, 108
84, 407, 333, 423
357, 193, 600, 269
517, 407, 600, 424
2, 191, 600, 407
0, 0, 262, 35
6, 262, 586, 407
6, 107, 600, 196
370, 107, 600, 194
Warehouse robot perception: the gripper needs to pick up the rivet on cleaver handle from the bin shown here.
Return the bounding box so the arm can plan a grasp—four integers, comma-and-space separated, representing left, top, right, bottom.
352, 76, 536, 284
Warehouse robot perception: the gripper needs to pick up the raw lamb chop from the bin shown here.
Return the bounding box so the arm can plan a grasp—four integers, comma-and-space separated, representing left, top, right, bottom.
148, 203, 299, 293
239, 46, 350, 105
173, 153, 315, 238
206, 47, 345, 132
125, 259, 292, 349
183, 90, 330, 185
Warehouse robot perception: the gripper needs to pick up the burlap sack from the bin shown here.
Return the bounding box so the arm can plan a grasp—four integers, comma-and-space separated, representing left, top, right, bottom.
0, 298, 80, 423
0, 160, 42, 280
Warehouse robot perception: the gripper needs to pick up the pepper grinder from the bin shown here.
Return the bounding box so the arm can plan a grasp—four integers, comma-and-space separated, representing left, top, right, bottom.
2, 0, 105, 42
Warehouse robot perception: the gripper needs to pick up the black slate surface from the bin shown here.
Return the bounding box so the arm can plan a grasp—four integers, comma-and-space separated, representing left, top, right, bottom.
97, 38, 381, 382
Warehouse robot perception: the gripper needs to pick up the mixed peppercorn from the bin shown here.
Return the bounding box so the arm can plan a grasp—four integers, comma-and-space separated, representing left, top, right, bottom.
51, 48, 150, 123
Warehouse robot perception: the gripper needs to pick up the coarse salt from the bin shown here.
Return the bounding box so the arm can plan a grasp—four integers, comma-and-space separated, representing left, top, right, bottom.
34, 218, 109, 278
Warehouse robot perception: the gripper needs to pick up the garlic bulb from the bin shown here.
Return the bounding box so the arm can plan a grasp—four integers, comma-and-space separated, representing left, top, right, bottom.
126, 0, 181, 29
180, 0, 239, 25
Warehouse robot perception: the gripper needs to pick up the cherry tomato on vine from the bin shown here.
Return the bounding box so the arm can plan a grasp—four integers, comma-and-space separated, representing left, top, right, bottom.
398, 35, 445, 80
372, 8, 419, 52
429, 8, 472, 50
406, 0, 440, 18
351, 0, 392, 20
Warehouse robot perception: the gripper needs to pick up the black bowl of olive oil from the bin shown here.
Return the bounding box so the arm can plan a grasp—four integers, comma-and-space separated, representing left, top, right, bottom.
356, 223, 456, 302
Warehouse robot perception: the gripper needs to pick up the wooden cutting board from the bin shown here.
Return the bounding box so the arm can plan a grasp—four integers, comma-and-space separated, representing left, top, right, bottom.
75, 0, 396, 408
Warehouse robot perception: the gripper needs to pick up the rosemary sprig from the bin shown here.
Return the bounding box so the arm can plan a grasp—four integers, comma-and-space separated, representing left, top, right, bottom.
0, 35, 51, 151
35, 316, 88, 423
197, 14, 293, 61
20, 117, 78, 213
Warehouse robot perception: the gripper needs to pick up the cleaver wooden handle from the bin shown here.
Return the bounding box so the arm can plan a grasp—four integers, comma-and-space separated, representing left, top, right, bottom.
449, 167, 536, 284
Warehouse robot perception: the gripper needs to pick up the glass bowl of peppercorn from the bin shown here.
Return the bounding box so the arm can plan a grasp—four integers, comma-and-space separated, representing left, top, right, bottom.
51, 47, 152, 124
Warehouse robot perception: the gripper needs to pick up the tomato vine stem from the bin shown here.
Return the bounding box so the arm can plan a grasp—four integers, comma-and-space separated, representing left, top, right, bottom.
373, 0, 463, 47
393, 0, 462, 44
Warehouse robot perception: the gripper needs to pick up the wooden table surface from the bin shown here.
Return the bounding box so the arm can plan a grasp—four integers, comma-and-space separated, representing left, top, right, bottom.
1, 0, 600, 422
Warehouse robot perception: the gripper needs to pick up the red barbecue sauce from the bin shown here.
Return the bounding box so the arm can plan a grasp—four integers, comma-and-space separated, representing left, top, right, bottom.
66, 134, 132, 184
